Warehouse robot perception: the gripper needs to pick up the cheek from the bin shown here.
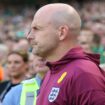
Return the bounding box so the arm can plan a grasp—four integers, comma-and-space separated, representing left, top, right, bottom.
36, 31, 59, 48
48, 35, 59, 47
35, 36, 47, 48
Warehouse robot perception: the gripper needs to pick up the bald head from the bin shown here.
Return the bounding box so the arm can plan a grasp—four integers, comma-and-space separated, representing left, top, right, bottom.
27, 3, 81, 61
34, 3, 81, 35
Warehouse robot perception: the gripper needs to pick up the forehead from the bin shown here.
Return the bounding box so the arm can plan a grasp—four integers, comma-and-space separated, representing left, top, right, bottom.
31, 11, 52, 28
80, 30, 93, 36
80, 30, 94, 38
8, 54, 23, 60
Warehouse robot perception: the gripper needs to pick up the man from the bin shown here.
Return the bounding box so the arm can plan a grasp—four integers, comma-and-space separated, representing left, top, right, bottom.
27, 3, 105, 105
77, 29, 94, 53
3, 55, 49, 105
13, 38, 30, 53
78, 28, 105, 65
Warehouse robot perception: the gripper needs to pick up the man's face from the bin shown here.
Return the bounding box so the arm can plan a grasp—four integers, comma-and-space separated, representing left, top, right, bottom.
78, 30, 94, 53
78, 35, 91, 52
7, 54, 27, 78
33, 55, 49, 74
27, 13, 59, 58
28, 54, 48, 77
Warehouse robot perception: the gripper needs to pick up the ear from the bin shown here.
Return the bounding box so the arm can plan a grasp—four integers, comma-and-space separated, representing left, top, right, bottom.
58, 25, 69, 41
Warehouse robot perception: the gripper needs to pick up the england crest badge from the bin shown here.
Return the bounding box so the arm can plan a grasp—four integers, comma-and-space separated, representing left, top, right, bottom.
48, 87, 60, 102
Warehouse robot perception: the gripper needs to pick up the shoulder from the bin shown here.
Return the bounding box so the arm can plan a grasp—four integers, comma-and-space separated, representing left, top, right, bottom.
21, 78, 36, 84
11, 84, 22, 92
66, 59, 102, 83
5, 84, 22, 97
0, 81, 9, 85
0, 81, 10, 94
66, 59, 100, 77
0, 81, 10, 88
3, 84, 22, 105
65, 59, 104, 89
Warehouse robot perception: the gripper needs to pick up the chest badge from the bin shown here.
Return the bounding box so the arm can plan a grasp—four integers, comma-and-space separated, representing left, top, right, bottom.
48, 87, 60, 102
57, 72, 67, 84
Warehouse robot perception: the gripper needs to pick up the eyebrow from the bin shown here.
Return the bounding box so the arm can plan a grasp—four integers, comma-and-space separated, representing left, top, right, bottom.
32, 23, 43, 29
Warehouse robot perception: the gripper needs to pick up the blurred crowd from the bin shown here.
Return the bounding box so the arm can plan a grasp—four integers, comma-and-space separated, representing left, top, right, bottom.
73, 1, 105, 67
0, 1, 105, 102
0, 6, 35, 80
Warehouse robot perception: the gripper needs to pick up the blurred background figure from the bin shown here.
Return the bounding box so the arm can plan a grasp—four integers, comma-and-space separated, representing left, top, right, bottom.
26, 53, 48, 79
0, 66, 4, 82
3, 54, 49, 105
0, 51, 29, 102
33, 55, 48, 78
27, 53, 36, 78
13, 38, 30, 53
78, 29, 94, 53
78, 28, 105, 68
0, 44, 9, 81
0, 44, 9, 67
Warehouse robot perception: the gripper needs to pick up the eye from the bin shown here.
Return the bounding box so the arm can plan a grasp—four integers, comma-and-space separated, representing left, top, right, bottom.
33, 27, 39, 30
27, 27, 38, 35
7, 61, 11, 64
14, 61, 21, 64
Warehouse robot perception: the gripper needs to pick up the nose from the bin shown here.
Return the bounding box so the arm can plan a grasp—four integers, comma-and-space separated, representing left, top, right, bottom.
26, 30, 33, 42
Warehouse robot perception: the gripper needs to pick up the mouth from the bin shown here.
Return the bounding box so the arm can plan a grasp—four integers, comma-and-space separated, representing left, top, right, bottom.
30, 42, 37, 48
31, 42, 36, 45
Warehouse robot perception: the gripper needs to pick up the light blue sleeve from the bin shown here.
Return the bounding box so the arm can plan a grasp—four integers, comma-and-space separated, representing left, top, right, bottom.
3, 84, 22, 105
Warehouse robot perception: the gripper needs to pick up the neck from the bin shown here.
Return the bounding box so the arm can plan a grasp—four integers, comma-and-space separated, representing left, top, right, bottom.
11, 75, 26, 84
45, 42, 77, 62
36, 72, 46, 79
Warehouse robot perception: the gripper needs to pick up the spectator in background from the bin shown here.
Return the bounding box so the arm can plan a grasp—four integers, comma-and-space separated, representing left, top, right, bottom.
3, 55, 49, 105
18, 38, 29, 52
78, 28, 105, 64
77, 29, 94, 53
0, 51, 28, 102
13, 38, 30, 53
3, 37, 16, 53
0, 67, 4, 81
27, 53, 36, 78
0, 44, 9, 67
0, 44, 9, 81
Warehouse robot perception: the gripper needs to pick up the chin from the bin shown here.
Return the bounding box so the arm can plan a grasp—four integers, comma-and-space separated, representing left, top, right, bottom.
32, 51, 42, 57
32, 49, 38, 55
